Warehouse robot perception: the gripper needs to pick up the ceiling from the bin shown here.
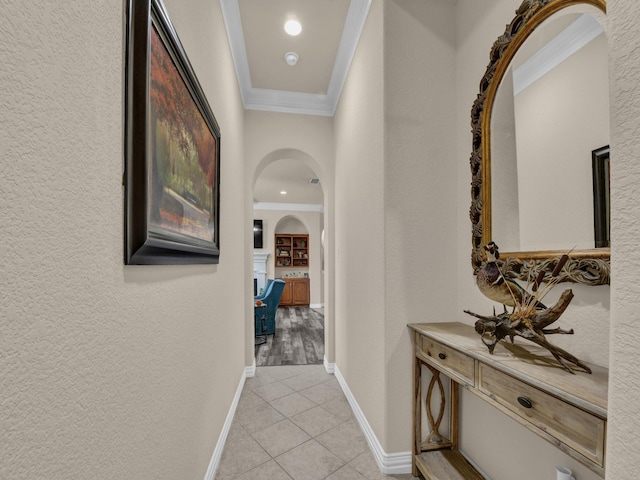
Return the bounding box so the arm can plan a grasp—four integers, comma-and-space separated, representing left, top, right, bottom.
220, 0, 371, 207
220, 0, 370, 117
220, 2, 603, 208
253, 158, 324, 206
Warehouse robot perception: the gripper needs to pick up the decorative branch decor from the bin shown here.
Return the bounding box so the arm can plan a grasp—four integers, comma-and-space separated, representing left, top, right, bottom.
468, 245, 592, 374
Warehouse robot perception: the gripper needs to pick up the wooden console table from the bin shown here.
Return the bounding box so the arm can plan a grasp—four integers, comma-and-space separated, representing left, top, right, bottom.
408, 322, 608, 479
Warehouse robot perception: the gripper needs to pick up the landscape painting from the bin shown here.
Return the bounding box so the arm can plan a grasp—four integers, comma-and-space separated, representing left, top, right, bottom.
125, 0, 220, 265
148, 25, 217, 244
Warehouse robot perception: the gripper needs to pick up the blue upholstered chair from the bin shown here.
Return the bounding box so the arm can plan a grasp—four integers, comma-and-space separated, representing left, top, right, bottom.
255, 279, 285, 338
254, 279, 274, 301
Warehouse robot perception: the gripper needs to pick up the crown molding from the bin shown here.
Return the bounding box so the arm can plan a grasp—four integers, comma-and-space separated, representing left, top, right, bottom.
219, 0, 372, 116
253, 202, 324, 212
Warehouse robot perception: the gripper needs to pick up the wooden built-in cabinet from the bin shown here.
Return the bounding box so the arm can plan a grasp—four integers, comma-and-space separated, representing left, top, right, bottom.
279, 278, 310, 306
275, 234, 309, 268
408, 322, 608, 479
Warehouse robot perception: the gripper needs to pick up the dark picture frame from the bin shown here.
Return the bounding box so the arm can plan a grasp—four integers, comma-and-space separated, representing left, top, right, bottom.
592, 145, 610, 248
124, 0, 221, 264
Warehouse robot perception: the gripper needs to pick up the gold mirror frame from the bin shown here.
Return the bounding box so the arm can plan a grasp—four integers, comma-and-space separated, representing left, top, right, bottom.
470, 0, 610, 286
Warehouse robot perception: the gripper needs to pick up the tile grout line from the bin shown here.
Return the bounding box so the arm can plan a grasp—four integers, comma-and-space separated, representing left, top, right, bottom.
216, 364, 417, 480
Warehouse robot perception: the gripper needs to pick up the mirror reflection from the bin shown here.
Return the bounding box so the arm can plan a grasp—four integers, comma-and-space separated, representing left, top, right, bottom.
491, 6, 609, 252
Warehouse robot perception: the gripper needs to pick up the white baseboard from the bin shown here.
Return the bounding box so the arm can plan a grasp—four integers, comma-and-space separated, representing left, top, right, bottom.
333, 365, 412, 474
204, 360, 485, 480
323, 356, 335, 374
203, 361, 255, 480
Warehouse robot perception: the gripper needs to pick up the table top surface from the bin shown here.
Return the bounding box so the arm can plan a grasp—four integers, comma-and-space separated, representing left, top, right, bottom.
408, 322, 608, 417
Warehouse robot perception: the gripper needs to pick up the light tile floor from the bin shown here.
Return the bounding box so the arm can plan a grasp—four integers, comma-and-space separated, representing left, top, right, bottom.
215, 364, 418, 480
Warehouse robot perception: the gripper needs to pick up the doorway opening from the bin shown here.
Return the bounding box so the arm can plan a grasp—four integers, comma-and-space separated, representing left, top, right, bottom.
252, 157, 325, 366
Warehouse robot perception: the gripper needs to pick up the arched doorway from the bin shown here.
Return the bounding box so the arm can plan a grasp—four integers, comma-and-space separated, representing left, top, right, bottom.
252, 153, 326, 366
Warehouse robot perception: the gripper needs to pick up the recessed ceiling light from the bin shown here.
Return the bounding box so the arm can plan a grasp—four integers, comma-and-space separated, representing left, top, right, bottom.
284, 19, 302, 36
280, 191, 287, 195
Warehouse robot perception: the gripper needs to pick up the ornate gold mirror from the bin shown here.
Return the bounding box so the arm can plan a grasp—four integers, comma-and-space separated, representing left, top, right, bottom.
470, 0, 610, 285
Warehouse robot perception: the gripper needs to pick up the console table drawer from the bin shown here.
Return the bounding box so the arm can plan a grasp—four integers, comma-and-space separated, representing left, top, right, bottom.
420, 337, 474, 385
478, 363, 605, 466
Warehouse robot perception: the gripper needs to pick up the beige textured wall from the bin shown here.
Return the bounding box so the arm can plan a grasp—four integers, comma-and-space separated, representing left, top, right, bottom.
0, 1, 247, 479
245, 111, 334, 192
334, 0, 387, 445
607, 0, 640, 478
383, 0, 457, 452
333, 0, 458, 455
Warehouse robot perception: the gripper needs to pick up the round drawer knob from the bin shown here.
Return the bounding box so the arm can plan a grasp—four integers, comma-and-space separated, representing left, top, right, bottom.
517, 396, 533, 409
438, 353, 446, 360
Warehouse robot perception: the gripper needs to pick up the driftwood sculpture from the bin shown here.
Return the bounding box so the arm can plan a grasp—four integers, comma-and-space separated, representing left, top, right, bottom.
468, 244, 592, 375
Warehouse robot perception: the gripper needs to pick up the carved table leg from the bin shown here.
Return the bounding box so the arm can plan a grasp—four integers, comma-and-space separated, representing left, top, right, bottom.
450, 373, 460, 451
424, 364, 448, 446
413, 347, 421, 477
425, 367, 445, 443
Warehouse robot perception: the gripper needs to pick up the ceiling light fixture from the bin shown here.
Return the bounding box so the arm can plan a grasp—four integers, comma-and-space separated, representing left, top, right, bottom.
280, 191, 287, 195
284, 51, 299, 66
284, 19, 302, 36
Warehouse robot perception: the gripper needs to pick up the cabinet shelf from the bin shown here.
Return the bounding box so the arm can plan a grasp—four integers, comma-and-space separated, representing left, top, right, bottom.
275, 233, 308, 268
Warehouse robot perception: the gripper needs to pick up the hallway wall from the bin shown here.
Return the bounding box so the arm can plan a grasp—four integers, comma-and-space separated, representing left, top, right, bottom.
383, 0, 458, 451
333, 0, 617, 479
607, 0, 640, 477
334, 0, 387, 450
0, 1, 247, 479
333, 0, 458, 457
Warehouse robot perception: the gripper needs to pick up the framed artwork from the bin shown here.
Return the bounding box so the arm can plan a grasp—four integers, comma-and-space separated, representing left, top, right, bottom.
124, 0, 221, 264
592, 145, 610, 248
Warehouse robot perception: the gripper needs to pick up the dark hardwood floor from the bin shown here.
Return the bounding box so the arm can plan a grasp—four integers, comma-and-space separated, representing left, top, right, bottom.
255, 306, 324, 366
